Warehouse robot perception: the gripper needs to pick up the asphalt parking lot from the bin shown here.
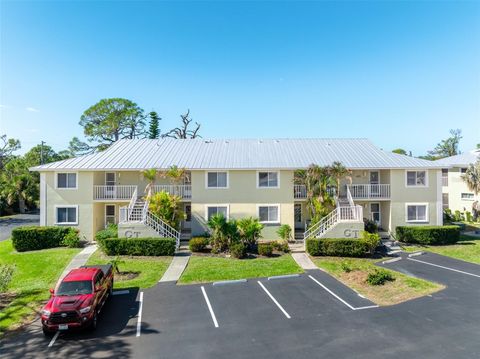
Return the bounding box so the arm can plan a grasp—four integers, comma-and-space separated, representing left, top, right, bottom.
2, 252, 480, 359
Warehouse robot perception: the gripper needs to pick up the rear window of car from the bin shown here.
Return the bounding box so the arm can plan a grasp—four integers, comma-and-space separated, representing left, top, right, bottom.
56, 281, 93, 295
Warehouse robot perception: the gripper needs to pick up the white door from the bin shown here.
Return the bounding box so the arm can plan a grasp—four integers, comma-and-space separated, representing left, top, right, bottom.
105, 173, 116, 199
294, 204, 303, 230
370, 171, 379, 196
370, 203, 381, 226
105, 204, 116, 226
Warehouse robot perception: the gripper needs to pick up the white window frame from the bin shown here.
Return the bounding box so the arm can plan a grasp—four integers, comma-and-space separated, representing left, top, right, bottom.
105, 172, 116, 186
257, 204, 281, 224
55, 205, 79, 225
461, 193, 474, 201
405, 170, 428, 188
204, 204, 230, 221
370, 202, 381, 225
405, 203, 429, 223
55, 172, 78, 190
105, 204, 116, 226
256, 171, 280, 189
205, 171, 229, 189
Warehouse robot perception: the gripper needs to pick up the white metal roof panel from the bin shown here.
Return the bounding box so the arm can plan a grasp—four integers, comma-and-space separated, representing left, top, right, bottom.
435, 149, 480, 167
31, 138, 444, 171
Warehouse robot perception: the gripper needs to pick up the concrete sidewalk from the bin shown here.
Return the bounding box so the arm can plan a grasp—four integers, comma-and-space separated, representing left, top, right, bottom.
159, 251, 191, 283
59, 244, 98, 280
291, 252, 318, 270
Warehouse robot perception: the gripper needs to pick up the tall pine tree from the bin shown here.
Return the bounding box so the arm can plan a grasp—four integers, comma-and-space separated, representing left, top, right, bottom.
148, 111, 161, 139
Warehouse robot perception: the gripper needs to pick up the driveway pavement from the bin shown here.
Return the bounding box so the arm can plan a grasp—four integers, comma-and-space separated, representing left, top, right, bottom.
2, 253, 480, 358
0, 213, 40, 241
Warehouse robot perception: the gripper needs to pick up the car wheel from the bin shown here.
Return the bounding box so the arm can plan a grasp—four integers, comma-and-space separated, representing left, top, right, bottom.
90, 312, 98, 331
43, 327, 54, 337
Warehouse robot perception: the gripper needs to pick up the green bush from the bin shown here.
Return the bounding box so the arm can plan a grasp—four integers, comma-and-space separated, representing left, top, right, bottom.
341, 261, 353, 273
230, 242, 247, 259
361, 231, 381, 255
11, 226, 74, 252
95, 224, 118, 242
101, 237, 176, 256
396, 225, 460, 245
306, 238, 370, 257
257, 243, 274, 257
363, 218, 378, 234
271, 240, 290, 253
443, 208, 453, 222
62, 229, 81, 248
366, 269, 395, 285
189, 237, 209, 252
0, 264, 15, 292
466, 211, 473, 223
276, 224, 292, 242
453, 210, 464, 222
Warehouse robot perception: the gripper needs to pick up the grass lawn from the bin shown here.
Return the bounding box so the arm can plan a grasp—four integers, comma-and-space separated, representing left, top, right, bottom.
311, 256, 444, 306
403, 234, 480, 265
179, 254, 304, 284
0, 240, 81, 335
86, 249, 172, 289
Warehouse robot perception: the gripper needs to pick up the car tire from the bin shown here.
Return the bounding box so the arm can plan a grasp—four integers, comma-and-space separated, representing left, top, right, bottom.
43, 327, 54, 337
90, 312, 98, 331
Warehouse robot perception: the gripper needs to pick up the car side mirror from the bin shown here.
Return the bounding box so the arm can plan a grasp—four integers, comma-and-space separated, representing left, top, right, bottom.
49, 288, 54, 295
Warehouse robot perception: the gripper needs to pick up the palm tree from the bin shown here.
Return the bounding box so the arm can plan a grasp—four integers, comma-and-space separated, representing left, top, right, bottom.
0, 158, 37, 213
462, 161, 480, 195
329, 161, 351, 195
161, 165, 189, 184
142, 168, 158, 199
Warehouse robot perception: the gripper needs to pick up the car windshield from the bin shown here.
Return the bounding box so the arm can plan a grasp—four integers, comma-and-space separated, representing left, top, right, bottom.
56, 280, 93, 295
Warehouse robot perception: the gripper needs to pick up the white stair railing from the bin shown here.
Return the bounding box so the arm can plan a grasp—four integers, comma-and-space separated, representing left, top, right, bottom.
143, 210, 181, 249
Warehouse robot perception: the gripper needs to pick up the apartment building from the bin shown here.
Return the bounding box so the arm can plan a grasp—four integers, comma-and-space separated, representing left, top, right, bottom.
31, 138, 444, 244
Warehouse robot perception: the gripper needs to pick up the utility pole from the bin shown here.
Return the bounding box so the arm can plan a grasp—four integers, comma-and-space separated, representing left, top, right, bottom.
40, 141, 45, 165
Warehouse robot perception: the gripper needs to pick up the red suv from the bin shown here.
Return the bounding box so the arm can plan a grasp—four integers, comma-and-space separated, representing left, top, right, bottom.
41, 265, 114, 336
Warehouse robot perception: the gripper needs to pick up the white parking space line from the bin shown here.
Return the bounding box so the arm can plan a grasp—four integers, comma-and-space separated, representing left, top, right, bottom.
308, 275, 378, 311
201, 286, 219, 328
136, 291, 144, 337
257, 281, 291, 319
47, 331, 59, 348
407, 258, 480, 278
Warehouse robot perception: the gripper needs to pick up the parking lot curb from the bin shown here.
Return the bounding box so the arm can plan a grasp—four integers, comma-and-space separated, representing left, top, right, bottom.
382, 257, 402, 264
267, 274, 300, 280
408, 251, 425, 257
212, 279, 247, 286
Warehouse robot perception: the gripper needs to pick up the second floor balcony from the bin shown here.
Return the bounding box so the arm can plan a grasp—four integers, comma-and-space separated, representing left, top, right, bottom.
94, 184, 192, 200
294, 185, 336, 199
347, 184, 390, 200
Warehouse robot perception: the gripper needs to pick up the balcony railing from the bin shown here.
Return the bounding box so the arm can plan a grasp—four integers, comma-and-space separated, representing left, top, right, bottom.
347, 184, 390, 199
152, 185, 192, 199
94, 185, 137, 200
294, 185, 336, 199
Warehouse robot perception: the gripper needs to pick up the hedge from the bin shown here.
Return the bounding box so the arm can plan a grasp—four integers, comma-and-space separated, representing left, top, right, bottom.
396, 225, 460, 245
11, 226, 77, 252
189, 237, 209, 252
306, 238, 370, 257
98, 237, 176, 256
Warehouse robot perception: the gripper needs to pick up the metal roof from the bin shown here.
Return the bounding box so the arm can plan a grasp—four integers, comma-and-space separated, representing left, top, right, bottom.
31, 138, 444, 171
435, 149, 480, 167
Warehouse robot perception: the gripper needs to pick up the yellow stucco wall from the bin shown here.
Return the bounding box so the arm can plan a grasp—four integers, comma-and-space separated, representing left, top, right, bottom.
443, 167, 479, 213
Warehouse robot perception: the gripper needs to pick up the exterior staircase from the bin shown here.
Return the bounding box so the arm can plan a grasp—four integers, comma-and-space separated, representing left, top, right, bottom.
379, 231, 402, 255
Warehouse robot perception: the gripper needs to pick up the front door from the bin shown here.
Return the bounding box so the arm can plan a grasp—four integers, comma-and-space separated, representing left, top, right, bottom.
294, 204, 303, 230
370, 203, 381, 226
105, 173, 116, 199
370, 171, 379, 196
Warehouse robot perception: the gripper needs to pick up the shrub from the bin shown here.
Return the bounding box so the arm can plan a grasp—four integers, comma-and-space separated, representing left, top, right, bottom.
276, 224, 293, 242
95, 224, 118, 242
361, 231, 381, 255
237, 217, 263, 249
0, 264, 15, 292
443, 208, 453, 222
208, 214, 239, 253
306, 238, 369, 257
453, 210, 464, 222
341, 261, 352, 273
466, 211, 473, 223
109, 256, 125, 274
189, 237, 209, 252
363, 218, 378, 234
366, 269, 395, 286
12, 226, 73, 252
257, 243, 274, 257
149, 191, 185, 230
396, 225, 460, 245
62, 229, 81, 248
101, 237, 176, 256
230, 242, 247, 259
272, 240, 290, 253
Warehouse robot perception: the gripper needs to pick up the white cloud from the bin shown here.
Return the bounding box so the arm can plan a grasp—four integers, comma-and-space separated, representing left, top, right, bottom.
25, 107, 40, 112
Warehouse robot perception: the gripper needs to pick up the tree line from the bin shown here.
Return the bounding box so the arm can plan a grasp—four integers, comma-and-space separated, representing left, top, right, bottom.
0, 98, 203, 215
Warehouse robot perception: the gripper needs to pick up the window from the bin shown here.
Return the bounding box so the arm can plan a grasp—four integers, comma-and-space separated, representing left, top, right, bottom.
185, 205, 192, 222
442, 169, 448, 187
406, 204, 428, 222
461, 193, 474, 201
461, 168, 467, 174
258, 171, 279, 188
205, 205, 228, 220
56, 206, 78, 224
57, 173, 77, 189
406, 171, 427, 187
442, 193, 449, 210
105, 205, 116, 226
105, 173, 116, 186
258, 205, 280, 223
206, 172, 228, 188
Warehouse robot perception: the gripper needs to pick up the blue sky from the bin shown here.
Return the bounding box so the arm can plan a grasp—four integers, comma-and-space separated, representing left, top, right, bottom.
1, 1, 479, 155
